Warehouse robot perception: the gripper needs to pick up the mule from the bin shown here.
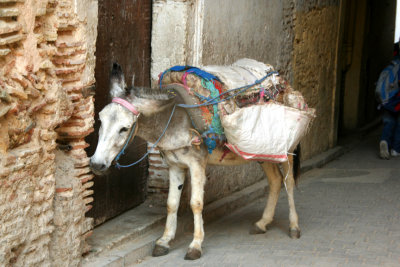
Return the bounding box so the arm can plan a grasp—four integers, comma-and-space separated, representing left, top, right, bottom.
90, 63, 302, 260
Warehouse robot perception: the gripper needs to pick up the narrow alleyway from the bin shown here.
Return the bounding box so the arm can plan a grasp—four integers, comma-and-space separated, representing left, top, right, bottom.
137, 130, 400, 266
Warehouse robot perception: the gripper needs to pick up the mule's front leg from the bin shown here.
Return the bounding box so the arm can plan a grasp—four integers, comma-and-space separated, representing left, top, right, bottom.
153, 166, 185, 257
185, 163, 206, 260
282, 156, 301, 239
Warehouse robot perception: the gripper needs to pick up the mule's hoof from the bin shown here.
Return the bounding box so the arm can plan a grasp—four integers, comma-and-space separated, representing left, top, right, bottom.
249, 224, 266, 235
289, 228, 301, 239
184, 248, 202, 260
152, 244, 169, 257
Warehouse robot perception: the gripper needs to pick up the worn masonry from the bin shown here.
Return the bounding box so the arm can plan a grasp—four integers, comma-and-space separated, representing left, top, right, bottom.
0, 0, 97, 266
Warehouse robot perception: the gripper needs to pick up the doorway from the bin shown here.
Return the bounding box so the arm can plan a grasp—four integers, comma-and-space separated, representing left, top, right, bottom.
86, 1, 152, 226
338, 0, 396, 136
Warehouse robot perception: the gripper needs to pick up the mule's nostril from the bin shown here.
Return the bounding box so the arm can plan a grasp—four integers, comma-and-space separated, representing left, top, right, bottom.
90, 160, 107, 172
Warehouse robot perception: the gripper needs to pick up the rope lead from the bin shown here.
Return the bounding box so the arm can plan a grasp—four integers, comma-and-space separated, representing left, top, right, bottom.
114, 104, 177, 168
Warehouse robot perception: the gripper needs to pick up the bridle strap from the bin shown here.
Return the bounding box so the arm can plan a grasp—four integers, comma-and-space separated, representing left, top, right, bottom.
112, 97, 140, 115
113, 121, 138, 164
114, 104, 177, 169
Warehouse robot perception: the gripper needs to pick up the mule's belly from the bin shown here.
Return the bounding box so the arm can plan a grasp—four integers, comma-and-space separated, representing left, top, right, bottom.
207, 147, 248, 166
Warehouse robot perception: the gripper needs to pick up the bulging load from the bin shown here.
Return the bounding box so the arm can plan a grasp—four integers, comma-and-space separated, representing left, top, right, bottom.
159, 58, 316, 162
220, 102, 314, 162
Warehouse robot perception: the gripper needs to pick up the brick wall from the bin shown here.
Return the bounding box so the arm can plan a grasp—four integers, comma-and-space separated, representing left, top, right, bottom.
0, 1, 97, 266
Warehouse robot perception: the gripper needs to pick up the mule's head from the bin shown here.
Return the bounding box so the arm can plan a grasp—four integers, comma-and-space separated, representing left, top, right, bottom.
90, 63, 138, 175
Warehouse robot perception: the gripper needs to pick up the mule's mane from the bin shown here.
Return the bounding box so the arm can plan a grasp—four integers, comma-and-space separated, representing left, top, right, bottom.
127, 87, 172, 100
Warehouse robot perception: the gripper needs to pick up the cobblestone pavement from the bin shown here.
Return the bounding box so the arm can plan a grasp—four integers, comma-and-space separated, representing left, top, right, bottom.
137, 131, 400, 267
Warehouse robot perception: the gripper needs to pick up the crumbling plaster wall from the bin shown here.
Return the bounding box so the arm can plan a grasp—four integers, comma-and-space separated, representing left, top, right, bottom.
199, 0, 297, 204
151, 0, 188, 84
0, 0, 97, 266
292, 0, 340, 159
202, 0, 341, 160
201, 0, 287, 73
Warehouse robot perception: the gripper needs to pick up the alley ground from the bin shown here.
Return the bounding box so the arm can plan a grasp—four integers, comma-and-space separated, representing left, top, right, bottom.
136, 130, 400, 267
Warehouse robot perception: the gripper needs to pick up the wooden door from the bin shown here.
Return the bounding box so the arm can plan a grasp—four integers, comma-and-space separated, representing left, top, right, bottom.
86, 0, 152, 226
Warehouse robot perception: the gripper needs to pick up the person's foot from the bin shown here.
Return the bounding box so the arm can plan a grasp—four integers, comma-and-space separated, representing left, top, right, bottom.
380, 140, 390, 159
390, 149, 400, 157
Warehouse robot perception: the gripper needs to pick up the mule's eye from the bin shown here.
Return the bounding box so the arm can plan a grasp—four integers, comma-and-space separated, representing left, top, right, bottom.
119, 127, 129, 133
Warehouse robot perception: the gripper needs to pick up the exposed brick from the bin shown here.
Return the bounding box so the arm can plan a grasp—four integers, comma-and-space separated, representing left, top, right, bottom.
79, 174, 94, 184
0, 167, 11, 178
149, 160, 163, 165
55, 48, 86, 57
0, 2, 96, 266
55, 187, 72, 193
68, 93, 83, 101
52, 57, 85, 66
56, 127, 94, 139
40, 130, 57, 141
82, 189, 94, 198
5, 154, 17, 166
85, 205, 93, 213
74, 167, 91, 177
61, 120, 86, 127
83, 197, 93, 205
12, 146, 42, 158
63, 84, 84, 93
74, 157, 90, 168
82, 181, 94, 190
28, 100, 47, 114
71, 111, 94, 120
149, 165, 169, 171
55, 40, 84, 48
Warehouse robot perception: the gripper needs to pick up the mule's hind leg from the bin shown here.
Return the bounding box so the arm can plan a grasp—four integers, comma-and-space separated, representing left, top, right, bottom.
153, 166, 185, 257
250, 162, 282, 234
282, 155, 301, 239
185, 162, 206, 260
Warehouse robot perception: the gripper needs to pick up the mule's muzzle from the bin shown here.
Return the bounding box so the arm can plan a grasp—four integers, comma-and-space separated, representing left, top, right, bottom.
90, 159, 107, 175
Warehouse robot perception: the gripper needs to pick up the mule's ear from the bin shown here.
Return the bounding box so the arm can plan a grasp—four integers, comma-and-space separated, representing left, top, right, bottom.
109, 62, 126, 98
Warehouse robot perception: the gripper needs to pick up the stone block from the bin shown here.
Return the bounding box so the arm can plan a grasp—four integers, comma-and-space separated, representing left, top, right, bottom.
0, 20, 21, 34
0, 7, 19, 17
0, 48, 11, 56
79, 174, 94, 184
0, 33, 24, 45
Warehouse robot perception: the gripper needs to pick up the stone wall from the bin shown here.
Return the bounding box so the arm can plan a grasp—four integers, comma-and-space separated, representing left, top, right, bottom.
0, 0, 97, 266
292, 1, 340, 159
150, 0, 188, 84
201, 0, 287, 72
200, 0, 342, 159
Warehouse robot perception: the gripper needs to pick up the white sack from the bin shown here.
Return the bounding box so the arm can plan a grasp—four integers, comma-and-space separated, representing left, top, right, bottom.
221, 102, 314, 162
202, 58, 278, 89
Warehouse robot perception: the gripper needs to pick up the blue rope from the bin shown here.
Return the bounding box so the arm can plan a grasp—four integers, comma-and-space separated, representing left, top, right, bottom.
159, 65, 221, 88
114, 122, 137, 163
115, 104, 177, 168
175, 71, 279, 108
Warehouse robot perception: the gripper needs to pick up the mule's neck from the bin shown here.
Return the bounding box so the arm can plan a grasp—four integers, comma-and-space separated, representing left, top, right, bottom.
135, 99, 176, 144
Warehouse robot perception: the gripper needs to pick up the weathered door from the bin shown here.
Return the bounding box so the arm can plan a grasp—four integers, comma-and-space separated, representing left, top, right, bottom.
86, 0, 152, 226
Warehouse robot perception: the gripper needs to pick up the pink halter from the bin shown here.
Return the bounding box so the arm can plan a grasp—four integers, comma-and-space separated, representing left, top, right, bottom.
112, 97, 139, 115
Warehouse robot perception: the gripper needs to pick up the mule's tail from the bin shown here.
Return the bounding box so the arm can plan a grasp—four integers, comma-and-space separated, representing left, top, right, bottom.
293, 144, 301, 186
